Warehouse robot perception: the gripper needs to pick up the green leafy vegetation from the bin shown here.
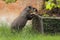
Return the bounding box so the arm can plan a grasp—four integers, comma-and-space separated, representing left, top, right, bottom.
45, 0, 60, 10
45, 2, 56, 10
41, 0, 60, 17
3, 0, 17, 3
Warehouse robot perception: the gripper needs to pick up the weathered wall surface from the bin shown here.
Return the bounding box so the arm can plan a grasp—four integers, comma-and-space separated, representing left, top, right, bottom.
0, 0, 43, 24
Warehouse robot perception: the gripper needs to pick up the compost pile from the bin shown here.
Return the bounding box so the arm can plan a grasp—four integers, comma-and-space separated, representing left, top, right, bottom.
42, 7, 60, 17
48, 7, 60, 16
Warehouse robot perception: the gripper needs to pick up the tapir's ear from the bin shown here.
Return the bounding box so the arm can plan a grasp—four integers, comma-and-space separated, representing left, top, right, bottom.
28, 6, 32, 9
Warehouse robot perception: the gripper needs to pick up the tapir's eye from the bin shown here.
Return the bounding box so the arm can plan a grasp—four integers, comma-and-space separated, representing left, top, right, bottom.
28, 6, 32, 9
33, 8, 37, 12
35, 9, 37, 12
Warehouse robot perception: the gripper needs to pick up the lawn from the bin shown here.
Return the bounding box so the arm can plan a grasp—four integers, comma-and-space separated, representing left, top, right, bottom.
0, 24, 60, 40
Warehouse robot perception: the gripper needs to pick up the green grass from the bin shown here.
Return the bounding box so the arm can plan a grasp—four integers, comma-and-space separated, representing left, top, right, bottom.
0, 24, 60, 40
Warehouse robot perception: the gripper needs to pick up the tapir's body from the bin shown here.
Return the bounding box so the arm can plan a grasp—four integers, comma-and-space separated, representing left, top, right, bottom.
11, 9, 30, 31
11, 6, 38, 32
